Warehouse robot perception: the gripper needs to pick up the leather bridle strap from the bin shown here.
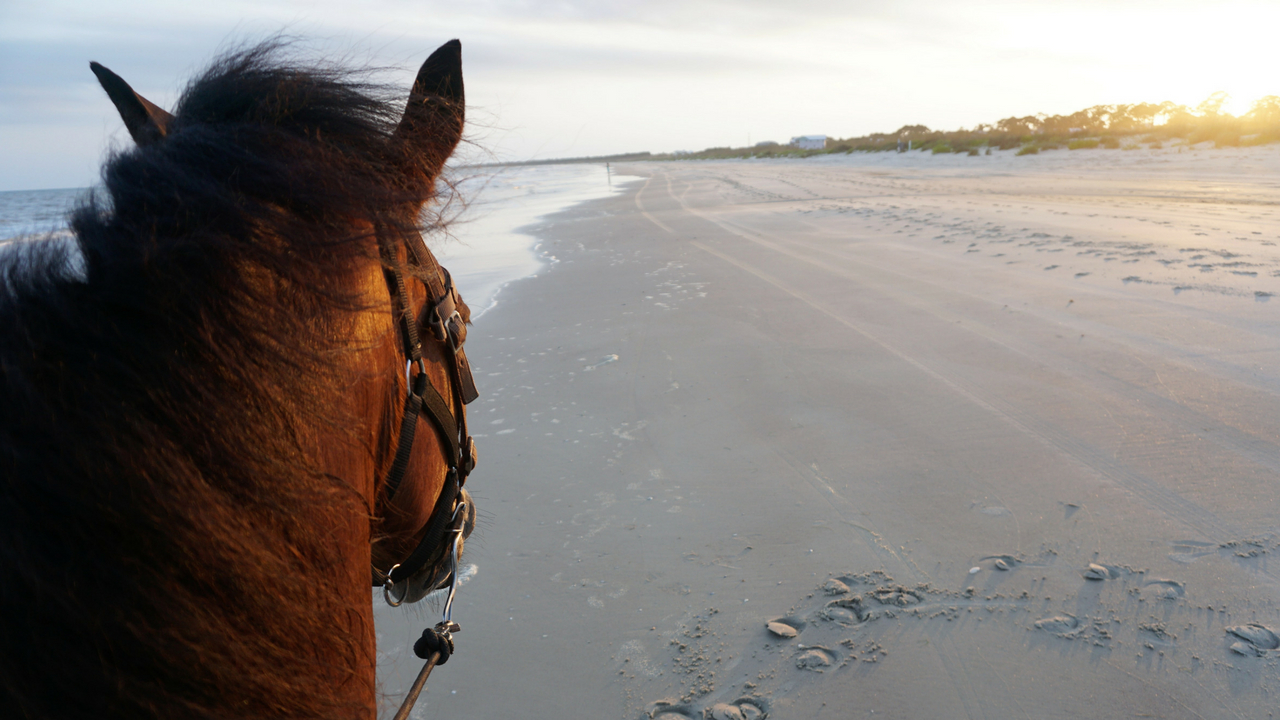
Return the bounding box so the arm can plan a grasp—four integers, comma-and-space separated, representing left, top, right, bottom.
388, 469, 460, 584
376, 233, 478, 590
381, 256, 468, 502
383, 361, 460, 503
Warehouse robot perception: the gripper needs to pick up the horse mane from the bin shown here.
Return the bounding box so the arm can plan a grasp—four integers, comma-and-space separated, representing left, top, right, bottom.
0, 41, 447, 719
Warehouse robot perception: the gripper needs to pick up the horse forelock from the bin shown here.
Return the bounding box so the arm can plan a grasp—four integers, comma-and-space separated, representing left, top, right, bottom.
0, 41, 456, 720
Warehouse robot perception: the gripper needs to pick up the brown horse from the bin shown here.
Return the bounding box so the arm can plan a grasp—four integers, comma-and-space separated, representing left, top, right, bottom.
0, 40, 477, 719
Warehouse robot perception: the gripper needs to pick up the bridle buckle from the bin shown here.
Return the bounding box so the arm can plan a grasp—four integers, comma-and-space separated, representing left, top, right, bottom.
383, 563, 405, 607
405, 358, 426, 395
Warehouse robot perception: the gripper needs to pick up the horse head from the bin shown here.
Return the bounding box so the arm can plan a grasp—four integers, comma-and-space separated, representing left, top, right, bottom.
0, 40, 478, 719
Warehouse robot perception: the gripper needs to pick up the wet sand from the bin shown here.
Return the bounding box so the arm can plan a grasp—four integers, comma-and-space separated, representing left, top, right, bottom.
377, 146, 1280, 719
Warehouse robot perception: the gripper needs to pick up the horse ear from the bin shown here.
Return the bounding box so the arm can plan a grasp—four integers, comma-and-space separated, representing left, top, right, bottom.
395, 39, 465, 169
90, 61, 173, 147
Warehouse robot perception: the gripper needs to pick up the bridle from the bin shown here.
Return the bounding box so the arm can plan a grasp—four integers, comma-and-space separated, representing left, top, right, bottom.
372, 222, 479, 719
374, 221, 478, 599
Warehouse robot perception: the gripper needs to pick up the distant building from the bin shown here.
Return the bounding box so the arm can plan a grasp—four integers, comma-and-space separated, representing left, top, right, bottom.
790, 135, 827, 150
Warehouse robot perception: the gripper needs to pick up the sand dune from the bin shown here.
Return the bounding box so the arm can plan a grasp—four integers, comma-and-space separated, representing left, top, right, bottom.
376, 146, 1280, 719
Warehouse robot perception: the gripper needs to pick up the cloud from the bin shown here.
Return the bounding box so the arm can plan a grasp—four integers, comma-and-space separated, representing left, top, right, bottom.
3, 0, 1279, 189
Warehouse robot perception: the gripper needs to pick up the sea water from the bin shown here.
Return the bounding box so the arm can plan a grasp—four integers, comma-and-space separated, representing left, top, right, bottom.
0, 187, 85, 242
0, 163, 631, 315
438, 163, 630, 318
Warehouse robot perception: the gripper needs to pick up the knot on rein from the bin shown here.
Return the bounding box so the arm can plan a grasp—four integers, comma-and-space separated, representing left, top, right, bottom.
391, 620, 460, 720
413, 625, 455, 665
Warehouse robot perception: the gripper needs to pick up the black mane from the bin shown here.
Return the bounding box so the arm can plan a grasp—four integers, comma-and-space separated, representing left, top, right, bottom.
0, 42, 444, 719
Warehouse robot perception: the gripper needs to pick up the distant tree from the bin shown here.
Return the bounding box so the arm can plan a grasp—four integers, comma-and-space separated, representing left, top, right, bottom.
1245, 96, 1280, 127
1042, 110, 1098, 135
893, 124, 931, 139
668, 89, 1280, 162
1155, 101, 1194, 133
1081, 105, 1114, 132
1197, 91, 1231, 117
1109, 103, 1164, 131
996, 116, 1040, 136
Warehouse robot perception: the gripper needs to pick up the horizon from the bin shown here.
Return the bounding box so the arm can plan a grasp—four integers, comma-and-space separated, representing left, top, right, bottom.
2, 0, 1277, 191
6, 91, 1270, 194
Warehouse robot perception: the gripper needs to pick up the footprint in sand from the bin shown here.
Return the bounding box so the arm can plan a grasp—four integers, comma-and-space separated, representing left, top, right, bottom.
822, 578, 850, 595
870, 585, 923, 606
1142, 579, 1185, 600
794, 646, 837, 672
1034, 614, 1080, 635
706, 699, 768, 720
818, 596, 870, 626
648, 700, 696, 719
1230, 642, 1268, 657
980, 554, 1020, 571
1138, 622, 1178, 645
1082, 563, 1120, 580
765, 617, 804, 639
1226, 623, 1280, 656
1168, 539, 1216, 564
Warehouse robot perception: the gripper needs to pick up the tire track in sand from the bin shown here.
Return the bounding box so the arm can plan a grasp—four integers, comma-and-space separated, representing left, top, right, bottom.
634, 172, 1029, 720
689, 212, 1261, 544
655, 172, 1253, 555
630, 166, 1276, 719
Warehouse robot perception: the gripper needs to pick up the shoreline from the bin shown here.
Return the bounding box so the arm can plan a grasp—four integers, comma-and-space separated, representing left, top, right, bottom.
437, 163, 632, 318
0, 166, 633, 319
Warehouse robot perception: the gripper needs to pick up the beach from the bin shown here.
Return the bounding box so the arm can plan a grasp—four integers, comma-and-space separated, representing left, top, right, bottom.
375, 146, 1280, 719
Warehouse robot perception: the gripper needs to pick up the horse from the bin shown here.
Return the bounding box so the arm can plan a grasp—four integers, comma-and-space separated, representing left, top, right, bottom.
0, 39, 479, 719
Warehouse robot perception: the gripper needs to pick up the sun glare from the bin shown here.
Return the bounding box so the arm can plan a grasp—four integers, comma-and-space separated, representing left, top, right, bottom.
991, 2, 1278, 120
1221, 94, 1266, 119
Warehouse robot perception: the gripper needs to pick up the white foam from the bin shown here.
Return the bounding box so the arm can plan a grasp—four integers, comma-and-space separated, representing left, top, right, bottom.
420, 562, 479, 604
435, 164, 636, 319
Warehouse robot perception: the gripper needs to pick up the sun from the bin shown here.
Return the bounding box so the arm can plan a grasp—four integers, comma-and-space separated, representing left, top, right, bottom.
1221, 93, 1269, 119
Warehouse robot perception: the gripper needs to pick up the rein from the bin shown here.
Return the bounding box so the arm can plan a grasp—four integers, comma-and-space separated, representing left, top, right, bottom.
374, 225, 479, 720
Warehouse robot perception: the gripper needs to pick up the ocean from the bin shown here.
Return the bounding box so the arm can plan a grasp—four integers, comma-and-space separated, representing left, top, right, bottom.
0, 187, 85, 243
436, 163, 631, 318
0, 163, 629, 318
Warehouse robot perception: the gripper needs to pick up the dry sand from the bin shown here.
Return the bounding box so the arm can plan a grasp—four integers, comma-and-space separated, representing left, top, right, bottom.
377, 145, 1280, 719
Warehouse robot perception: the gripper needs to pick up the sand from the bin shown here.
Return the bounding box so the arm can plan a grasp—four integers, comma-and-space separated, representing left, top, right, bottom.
375, 145, 1280, 719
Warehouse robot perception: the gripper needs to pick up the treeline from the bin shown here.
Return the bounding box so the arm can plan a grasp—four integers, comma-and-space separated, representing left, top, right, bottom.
662, 93, 1280, 160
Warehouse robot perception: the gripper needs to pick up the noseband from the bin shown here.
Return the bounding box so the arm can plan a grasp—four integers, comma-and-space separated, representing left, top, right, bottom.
373, 224, 479, 719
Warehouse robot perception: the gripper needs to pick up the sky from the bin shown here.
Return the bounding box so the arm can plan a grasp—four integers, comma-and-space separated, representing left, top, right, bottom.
2, 0, 1277, 191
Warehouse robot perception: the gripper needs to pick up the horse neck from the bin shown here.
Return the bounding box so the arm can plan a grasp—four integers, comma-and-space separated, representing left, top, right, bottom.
307, 263, 406, 715
307, 235, 460, 714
